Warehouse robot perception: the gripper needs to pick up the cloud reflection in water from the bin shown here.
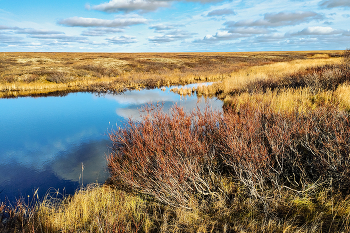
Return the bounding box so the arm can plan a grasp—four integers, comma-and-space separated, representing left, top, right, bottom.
0, 85, 222, 201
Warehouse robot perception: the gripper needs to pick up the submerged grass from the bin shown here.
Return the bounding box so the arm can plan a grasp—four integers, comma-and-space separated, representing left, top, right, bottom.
2, 50, 350, 232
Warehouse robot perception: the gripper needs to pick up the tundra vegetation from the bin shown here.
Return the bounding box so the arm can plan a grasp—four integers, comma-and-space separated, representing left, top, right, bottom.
0, 51, 342, 98
1, 50, 350, 232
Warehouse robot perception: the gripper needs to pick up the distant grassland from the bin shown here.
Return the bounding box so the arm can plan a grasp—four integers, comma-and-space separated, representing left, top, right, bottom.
0, 51, 343, 98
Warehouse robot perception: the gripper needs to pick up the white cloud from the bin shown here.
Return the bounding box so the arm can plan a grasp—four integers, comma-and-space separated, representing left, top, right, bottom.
149, 24, 176, 31
194, 26, 272, 44
29, 34, 89, 43
194, 31, 243, 43
292, 26, 343, 35
254, 33, 286, 43
81, 28, 124, 36
225, 11, 325, 28
91, 0, 224, 13
107, 35, 138, 44
16, 29, 65, 35
216, 31, 234, 38
207, 9, 235, 17
0, 25, 12, 30
149, 29, 195, 43
228, 27, 272, 34
0, 34, 25, 44
91, 0, 170, 13
59, 16, 147, 27
320, 0, 350, 8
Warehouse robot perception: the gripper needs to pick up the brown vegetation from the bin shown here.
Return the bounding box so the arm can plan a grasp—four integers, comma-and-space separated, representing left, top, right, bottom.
105, 102, 350, 232
0, 51, 342, 98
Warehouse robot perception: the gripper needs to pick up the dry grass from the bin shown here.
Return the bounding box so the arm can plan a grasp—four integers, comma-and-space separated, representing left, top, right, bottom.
223, 85, 350, 113
1, 184, 157, 232
0, 51, 343, 98
181, 57, 343, 97
36, 184, 153, 233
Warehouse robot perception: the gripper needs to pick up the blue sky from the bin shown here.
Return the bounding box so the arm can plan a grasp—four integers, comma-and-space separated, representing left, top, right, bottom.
0, 0, 349, 52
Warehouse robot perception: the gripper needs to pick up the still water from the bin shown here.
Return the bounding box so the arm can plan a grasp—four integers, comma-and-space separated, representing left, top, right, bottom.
0, 85, 222, 202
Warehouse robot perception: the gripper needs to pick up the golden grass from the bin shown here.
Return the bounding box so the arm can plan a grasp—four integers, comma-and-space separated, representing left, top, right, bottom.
223, 87, 345, 113
30, 184, 350, 232
187, 57, 343, 97
0, 78, 126, 98
335, 84, 350, 110
36, 184, 153, 232
0, 51, 343, 98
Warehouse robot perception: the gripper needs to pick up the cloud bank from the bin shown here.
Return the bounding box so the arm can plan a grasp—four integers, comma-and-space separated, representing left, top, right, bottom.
207, 9, 235, 17
319, 0, 350, 8
59, 16, 147, 27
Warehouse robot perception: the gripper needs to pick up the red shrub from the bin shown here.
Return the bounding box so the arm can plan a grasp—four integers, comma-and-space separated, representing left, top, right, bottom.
108, 103, 350, 208
108, 104, 224, 208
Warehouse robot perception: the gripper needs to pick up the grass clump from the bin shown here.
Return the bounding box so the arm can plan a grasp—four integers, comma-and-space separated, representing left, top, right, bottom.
1, 185, 158, 232
37, 184, 153, 232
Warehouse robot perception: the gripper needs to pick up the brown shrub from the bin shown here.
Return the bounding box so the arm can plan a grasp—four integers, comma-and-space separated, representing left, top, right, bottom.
24, 74, 40, 83
344, 49, 350, 62
108, 103, 350, 210
76, 64, 119, 77
220, 103, 350, 201
108, 104, 225, 209
2, 74, 17, 83
46, 72, 71, 83
243, 63, 350, 94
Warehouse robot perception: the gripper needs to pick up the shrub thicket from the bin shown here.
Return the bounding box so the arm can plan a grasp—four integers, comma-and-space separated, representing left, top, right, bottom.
108, 102, 350, 206
106, 102, 350, 231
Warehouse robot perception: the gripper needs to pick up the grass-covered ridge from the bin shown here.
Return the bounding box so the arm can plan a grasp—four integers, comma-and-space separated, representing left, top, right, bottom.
1, 50, 350, 232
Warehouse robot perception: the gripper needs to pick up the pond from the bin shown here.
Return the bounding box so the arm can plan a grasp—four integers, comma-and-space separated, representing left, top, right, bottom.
0, 84, 223, 202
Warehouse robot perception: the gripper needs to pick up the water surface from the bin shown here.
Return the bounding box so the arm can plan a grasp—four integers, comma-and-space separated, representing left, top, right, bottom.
0, 85, 222, 202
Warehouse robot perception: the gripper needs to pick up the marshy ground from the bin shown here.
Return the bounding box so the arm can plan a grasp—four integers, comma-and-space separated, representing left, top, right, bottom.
1, 50, 350, 232
0, 51, 342, 98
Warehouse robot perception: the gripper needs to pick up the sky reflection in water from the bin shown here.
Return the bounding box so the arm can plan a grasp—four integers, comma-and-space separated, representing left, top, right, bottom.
0, 85, 222, 202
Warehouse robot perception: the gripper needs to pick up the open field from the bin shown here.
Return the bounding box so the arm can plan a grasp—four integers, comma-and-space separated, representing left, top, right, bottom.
0, 51, 343, 98
1, 50, 350, 232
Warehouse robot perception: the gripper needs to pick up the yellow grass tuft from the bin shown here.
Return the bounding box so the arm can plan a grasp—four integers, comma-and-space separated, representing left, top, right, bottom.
37, 184, 153, 232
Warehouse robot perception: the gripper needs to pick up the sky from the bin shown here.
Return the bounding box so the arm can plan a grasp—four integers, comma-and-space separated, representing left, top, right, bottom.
0, 0, 349, 52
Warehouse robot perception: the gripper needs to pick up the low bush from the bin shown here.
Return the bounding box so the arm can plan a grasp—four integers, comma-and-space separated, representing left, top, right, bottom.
108, 104, 225, 209
76, 64, 119, 77
108, 104, 350, 204
46, 72, 71, 83
108, 102, 350, 231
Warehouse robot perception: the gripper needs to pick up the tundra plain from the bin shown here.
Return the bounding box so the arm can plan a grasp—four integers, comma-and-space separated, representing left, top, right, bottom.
2, 50, 350, 232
